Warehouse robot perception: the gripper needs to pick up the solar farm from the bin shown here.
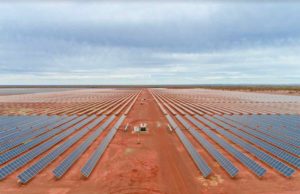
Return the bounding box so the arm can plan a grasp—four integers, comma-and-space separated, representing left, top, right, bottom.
0, 88, 299, 194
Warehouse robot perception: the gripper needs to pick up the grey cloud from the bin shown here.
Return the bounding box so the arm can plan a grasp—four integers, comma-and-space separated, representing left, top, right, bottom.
1, 2, 300, 51
0, 2, 300, 84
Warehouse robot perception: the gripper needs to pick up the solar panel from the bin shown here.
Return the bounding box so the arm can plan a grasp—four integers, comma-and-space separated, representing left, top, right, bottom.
211, 116, 300, 169
53, 115, 115, 179
17, 115, 105, 184
227, 115, 300, 148
114, 95, 135, 115
185, 115, 266, 177
175, 115, 239, 177
164, 115, 211, 178
167, 101, 186, 115
0, 116, 41, 135
124, 92, 140, 114
228, 114, 300, 139
0, 116, 55, 143
0, 116, 85, 165
0, 116, 39, 131
0, 116, 69, 153
0, 116, 51, 136
81, 115, 126, 178
163, 103, 177, 115
197, 115, 295, 177
156, 102, 168, 115
0, 116, 96, 180
254, 115, 299, 144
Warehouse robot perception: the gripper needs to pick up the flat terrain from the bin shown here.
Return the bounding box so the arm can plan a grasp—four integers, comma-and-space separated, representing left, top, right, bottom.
0, 88, 299, 194
0, 88, 79, 96
199, 85, 300, 96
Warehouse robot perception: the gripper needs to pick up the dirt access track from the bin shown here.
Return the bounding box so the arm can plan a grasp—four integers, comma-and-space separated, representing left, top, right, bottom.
0, 88, 299, 194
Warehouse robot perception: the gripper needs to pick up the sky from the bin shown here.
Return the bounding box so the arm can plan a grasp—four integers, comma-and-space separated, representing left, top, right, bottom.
0, 1, 300, 85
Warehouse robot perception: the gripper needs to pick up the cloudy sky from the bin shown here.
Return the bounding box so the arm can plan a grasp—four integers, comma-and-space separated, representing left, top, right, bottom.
0, 1, 300, 85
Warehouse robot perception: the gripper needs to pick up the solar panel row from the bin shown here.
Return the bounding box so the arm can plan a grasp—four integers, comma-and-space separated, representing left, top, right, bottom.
0, 115, 85, 165
223, 115, 299, 147
104, 96, 130, 115
175, 101, 195, 115
226, 116, 300, 147
268, 116, 300, 138
175, 115, 239, 177
157, 102, 168, 115
0, 116, 69, 153
17, 115, 106, 184
0, 116, 43, 131
230, 114, 300, 133
81, 115, 126, 178
185, 115, 266, 177
167, 100, 186, 115
19, 116, 53, 129
197, 115, 295, 177
0, 116, 46, 136
53, 115, 116, 179
248, 114, 298, 129
163, 103, 177, 115
0, 115, 96, 180
0, 116, 55, 143
276, 115, 300, 129
210, 115, 300, 169
115, 95, 135, 115
165, 115, 211, 178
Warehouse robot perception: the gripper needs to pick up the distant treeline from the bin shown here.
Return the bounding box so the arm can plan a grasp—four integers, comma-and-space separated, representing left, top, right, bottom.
0, 84, 299, 90
198, 85, 300, 91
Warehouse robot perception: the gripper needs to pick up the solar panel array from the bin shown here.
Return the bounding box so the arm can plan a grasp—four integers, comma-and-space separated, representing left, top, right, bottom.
197, 115, 295, 177
17, 115, 106, 183
0, 116, 55, 142
185, 115, 266, 177
0, 113, 131, 183
0, 87, 299, 187
165, 115, 212, 177
0, 115, 86, 165
175, 115, 239, 177
53, 115, 115, 179
0, 116, 75, 153
210, 115, 300, 169
81, 115, 126, 178
0, 115, 96, 180
222, 115, 300, 148
151, 88, 299, 179
0, 89, 140, 185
